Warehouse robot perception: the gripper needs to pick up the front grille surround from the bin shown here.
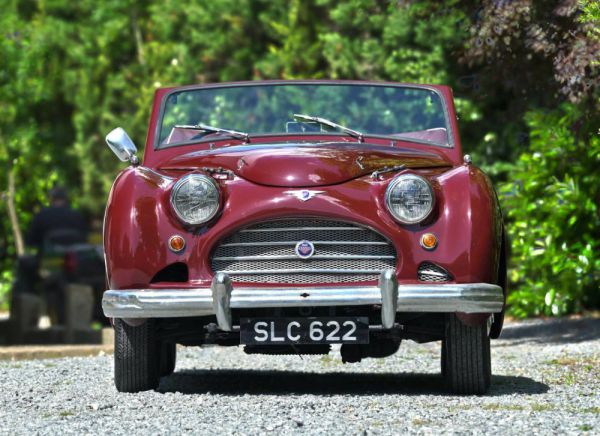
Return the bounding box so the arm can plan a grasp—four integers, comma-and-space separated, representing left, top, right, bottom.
211, 219, 397, 284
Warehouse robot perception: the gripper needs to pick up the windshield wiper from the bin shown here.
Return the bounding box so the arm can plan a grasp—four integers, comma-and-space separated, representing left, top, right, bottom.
175, 123, 250, 142
293, 114, 364, 142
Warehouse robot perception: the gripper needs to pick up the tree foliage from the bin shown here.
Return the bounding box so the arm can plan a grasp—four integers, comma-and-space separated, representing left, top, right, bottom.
500, 105, 599, 316
1, 0, 598, 315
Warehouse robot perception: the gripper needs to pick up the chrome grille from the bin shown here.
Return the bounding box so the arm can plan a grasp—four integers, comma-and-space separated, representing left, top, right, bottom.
417, 262, 453, 282
211, 219, 396, 284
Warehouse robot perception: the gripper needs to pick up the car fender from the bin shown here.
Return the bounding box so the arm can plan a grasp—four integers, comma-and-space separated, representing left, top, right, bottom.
436, 164, 504, 326
103, 167, 181, 290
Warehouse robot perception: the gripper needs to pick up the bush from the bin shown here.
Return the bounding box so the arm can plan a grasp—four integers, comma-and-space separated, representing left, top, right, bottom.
499, 104, 600, 317
0, 269, 12, 311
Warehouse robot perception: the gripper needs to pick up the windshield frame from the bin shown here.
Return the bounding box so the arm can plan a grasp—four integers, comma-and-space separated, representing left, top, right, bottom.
153, 81, 455, 150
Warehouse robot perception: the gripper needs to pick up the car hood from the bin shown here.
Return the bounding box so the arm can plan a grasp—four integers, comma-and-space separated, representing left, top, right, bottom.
160, 142, 452, 187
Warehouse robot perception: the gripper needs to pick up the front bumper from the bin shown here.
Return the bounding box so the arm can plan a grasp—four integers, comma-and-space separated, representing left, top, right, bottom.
102, 271, 504, 330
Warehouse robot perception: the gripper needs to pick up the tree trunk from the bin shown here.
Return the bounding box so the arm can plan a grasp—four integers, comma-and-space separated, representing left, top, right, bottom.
6, 168, 25, 256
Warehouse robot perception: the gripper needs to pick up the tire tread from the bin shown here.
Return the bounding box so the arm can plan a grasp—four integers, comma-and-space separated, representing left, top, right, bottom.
114, 319, 159, 393
443, 315, 491, 395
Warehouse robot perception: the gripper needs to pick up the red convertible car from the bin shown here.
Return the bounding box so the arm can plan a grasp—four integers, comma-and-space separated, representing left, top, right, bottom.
103, 80, 506, 394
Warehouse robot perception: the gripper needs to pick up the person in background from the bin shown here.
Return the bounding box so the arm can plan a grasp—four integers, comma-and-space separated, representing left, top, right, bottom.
14, 186, 88, 296
26, 186, 88, 250
10, 186, 90, 327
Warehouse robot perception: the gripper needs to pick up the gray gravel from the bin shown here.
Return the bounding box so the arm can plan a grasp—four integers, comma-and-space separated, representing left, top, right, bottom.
1, 317, 598, 435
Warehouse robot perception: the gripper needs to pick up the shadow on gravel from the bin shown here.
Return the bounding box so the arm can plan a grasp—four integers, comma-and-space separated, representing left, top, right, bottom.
498, 317, 600, 346
158, 370, 548, 397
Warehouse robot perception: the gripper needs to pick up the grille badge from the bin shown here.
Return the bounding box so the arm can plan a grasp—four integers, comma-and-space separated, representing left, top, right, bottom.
295, 240, 315, 259
284, 190, 325, 201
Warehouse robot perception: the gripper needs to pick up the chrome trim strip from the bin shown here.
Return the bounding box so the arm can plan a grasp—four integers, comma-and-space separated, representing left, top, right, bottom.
230, 287, 381, 308
418, 269, 447, 277
217, 268, 386, 274
103, 281, 504, 319
219, 241, 390, 247
213, 255, 395, 261
154, 81, 455, 150
239, 227, 368, 233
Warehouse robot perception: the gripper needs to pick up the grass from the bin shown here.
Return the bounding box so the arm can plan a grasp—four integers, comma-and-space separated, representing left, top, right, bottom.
530, 403, 554, 412
412, 418, 431, 426
59, 410, 74, 417
541, 354, 599, 386
320, 355, 338, 366
544, 355, 599, 367
448, 403, 562, 413
562, 372, 576, 385
544, 357, 579, 366
446, 404, 473, 412
579, 424, 593, 432
482, 403, 525, 412
447, 402, 600, 415
478, 403, 557, 413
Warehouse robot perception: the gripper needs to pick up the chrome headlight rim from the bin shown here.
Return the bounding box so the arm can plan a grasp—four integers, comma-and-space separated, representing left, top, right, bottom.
385, 173, 435, 225
170, 173, 221, 225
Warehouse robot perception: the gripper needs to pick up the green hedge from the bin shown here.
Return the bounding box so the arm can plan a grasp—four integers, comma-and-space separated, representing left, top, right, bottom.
499, 105, 600, 317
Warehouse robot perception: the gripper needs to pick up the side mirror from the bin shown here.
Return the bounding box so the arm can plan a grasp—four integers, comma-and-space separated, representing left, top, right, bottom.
105, 127, 139, 165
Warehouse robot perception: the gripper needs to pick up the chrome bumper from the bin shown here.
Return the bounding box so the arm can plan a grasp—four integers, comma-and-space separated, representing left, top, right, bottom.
102, 271, 504, 330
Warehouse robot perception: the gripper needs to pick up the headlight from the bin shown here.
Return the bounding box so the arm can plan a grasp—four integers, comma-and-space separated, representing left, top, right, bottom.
385, 174, 434, 224
171, 174, 220, 225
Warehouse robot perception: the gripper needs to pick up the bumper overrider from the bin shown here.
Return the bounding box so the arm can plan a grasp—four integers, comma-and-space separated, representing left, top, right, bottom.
102, 271, 504, 330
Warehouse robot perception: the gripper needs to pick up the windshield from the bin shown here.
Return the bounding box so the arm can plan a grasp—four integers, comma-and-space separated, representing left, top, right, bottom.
157, 83, 451, 148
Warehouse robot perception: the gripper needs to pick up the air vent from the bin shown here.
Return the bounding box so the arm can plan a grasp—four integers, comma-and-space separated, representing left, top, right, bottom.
151, 262, 189, 283
417, 262, 452, 282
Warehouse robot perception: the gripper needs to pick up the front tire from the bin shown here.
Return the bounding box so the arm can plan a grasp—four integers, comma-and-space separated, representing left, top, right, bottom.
442, 314, 491, 395
114, 319, 160, 393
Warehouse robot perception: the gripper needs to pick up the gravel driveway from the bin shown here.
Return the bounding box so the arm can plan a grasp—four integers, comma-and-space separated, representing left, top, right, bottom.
1, 317, 598, 435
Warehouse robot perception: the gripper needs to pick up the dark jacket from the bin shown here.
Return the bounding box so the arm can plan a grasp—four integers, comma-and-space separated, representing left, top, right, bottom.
26, 206, 88, 249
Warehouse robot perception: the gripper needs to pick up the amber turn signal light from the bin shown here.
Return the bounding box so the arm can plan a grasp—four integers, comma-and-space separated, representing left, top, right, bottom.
420, 233, 438, 250
168, 235, 186, 252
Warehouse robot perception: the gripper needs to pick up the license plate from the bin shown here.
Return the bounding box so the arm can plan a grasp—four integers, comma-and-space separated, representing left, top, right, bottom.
240, 317, 369, 345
